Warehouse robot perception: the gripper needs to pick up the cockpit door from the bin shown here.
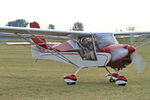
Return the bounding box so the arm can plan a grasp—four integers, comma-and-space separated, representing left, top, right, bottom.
78, 36, 97, 61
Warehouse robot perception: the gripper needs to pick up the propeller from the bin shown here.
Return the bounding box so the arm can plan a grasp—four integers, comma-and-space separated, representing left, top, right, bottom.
131, 52, 145, 73
111, 46, 146, 73
129, 33, 146, 73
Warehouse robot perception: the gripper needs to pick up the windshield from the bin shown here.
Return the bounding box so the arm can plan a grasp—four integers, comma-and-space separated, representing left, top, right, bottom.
94, 33, 118, 49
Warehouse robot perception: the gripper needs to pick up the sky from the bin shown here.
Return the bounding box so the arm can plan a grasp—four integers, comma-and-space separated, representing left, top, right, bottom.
1, 0, 150, 32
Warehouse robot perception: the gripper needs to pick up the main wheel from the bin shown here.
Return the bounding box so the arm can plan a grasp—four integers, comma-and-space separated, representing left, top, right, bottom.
64, 74, 77, 85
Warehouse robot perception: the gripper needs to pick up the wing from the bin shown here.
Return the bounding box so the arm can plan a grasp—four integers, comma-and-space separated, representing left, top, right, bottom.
0, 26, 92, 40
114, 31, 150, 48
114, 31, 150, 35
1, 26, 150, 47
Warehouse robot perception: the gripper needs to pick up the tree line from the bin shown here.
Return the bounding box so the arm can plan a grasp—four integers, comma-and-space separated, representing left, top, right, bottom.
6, 19, 84, 31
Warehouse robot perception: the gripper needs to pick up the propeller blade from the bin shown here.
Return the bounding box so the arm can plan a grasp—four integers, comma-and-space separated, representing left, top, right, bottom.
131, 53, 145, 73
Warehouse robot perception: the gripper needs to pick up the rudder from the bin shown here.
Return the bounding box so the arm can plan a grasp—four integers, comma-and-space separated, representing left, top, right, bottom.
30, 22, 48, 49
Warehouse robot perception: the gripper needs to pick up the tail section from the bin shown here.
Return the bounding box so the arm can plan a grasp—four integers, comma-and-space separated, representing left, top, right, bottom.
30, 21, 40, 28
30, 22, 48, 49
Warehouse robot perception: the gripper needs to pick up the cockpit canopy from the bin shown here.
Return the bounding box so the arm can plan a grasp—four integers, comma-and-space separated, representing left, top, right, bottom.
77, 33, 118, 51
94, 33, 118, 49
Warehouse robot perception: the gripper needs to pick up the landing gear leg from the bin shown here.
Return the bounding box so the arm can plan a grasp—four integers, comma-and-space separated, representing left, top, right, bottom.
64, 67, 82, 85
105, 68, 128, 86
105, 67, 119, 83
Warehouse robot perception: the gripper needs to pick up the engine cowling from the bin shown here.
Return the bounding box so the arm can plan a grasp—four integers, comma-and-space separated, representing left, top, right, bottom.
97, 44, 135, 70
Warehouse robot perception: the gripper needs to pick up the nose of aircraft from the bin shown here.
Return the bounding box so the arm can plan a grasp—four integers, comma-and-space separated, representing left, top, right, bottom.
110, 45, 135, 61
124, 45, 136, 53
108, 45, 136, 69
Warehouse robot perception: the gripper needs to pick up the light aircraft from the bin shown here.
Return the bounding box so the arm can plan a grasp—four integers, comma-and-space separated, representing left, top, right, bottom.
0, 22, 149, 86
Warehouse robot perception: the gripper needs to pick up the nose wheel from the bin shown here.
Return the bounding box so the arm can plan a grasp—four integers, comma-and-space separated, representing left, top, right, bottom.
106, 72, 119, 82
115, 76, 127, 86
106, 72, 128, 86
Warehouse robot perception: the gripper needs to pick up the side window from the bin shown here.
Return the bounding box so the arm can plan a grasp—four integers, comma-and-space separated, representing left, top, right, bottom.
78, 37, 97, 61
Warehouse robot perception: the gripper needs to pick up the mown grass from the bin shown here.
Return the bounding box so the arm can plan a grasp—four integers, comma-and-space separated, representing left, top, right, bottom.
0, 41, 150, 100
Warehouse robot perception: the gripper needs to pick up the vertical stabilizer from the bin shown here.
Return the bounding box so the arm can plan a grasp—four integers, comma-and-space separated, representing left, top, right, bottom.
30, 22, 48, 49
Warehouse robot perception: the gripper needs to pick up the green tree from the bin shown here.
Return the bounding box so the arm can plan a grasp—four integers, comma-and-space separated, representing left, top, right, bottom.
48, 24, 55, 29
6, 19, 28, 27
72, 22, 84, 31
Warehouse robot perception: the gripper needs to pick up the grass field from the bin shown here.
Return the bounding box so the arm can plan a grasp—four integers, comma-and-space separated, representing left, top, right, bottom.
0, 40, 150, 100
